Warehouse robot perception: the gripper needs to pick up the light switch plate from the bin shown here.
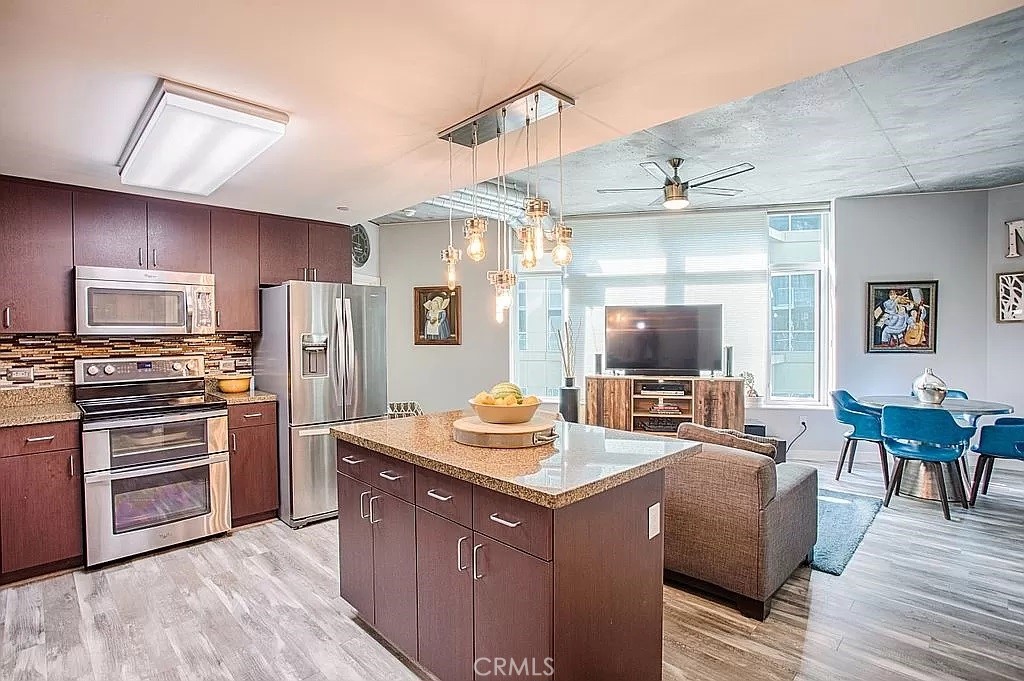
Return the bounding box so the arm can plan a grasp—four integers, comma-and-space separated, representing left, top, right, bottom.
648, 502, 661, 539
8, 367, 34, 383
235, 357, 253, 370
219, 359, 236, 372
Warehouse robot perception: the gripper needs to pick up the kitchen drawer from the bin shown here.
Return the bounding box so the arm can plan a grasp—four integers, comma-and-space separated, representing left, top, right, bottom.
371, 453, 415, 503
473, 486, 552, 561
0, 421, 80, 458
415, 466, 472, 528
337, 442, 377, 484
227, 403, 277, 428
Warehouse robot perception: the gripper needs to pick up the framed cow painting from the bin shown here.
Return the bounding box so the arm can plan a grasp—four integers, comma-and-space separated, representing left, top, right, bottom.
414, 285, 461, 346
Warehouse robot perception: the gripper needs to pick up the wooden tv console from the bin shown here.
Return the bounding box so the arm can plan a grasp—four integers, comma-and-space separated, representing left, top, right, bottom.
585, 375, 745, 434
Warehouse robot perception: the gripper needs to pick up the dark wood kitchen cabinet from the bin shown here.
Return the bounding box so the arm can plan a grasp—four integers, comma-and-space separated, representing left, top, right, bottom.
308, 222, 352, 284
337, 471, 376, 620
417, 508, 475, 681
227, 403, 278, 527
259, 215, 309, 285
0, 179, 74, 333
211, 208, 260, 331
72, 189, 148, 269
370, 491, 418, 656
260, 216, 353, 285
146, 199, 212, 273
0, 446, 83, 579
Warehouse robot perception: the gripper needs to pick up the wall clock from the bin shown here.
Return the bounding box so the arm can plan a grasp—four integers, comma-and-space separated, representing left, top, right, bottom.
352, 223, 371, 268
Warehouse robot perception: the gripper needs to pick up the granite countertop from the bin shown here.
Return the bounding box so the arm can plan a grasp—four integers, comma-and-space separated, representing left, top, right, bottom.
331, 410, 700, 508
207, 389, 277, 405
0, 386, 81, 427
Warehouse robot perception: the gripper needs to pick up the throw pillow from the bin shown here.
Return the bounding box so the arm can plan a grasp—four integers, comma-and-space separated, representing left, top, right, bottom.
677, 423, 777, 457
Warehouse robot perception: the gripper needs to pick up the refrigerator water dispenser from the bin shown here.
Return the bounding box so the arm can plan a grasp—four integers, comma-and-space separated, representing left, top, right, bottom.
300, 333, 329, 378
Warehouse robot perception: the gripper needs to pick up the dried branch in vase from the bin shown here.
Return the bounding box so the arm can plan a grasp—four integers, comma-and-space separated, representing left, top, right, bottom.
556, 316, 582, 380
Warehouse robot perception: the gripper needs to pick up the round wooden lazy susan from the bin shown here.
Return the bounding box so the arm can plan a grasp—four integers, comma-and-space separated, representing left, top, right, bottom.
452, 416, 558, 449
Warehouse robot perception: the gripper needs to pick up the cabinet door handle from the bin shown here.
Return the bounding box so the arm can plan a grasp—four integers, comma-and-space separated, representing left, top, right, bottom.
231, 432, 237, 452
138, 247, 144, 266
472, 543, 484, 580
489, 513, 522, 528
152, 248, 158, 267
3, 306, 10, 328
341, 455, 364, 465
359, 491, 370, 520
311, 268, 318, 281
427, 489, 453, 502
25, 435, 56, 443
69, 454, 75, 478
242, 413, 263, 419
368, 495, 382, 523
457, 536, 469, 571
378, 470, 401, 482
216, 310, 222, 328
302, 267, 308, 281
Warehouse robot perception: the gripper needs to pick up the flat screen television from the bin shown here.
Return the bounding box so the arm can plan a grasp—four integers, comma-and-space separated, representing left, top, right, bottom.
604, 304, 723, 375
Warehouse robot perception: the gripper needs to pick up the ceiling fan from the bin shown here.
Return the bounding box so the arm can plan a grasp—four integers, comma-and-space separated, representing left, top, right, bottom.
597, 158, 755, 209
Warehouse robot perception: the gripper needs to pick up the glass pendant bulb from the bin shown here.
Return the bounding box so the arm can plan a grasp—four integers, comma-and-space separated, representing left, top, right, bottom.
521, 247, 537, 270
551, 241, 573, 266
446, 261, 457, 290
532, 223, 544, 260
497, 288, 513, 310
495, 299, 504, 323
466, 234, 486, 261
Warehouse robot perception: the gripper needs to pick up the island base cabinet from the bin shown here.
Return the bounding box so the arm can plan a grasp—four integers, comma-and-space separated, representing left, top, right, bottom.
417, 509, 474, 681
337, 473, 375, 622
370, 491, 418, 657
472, 534, 553, 681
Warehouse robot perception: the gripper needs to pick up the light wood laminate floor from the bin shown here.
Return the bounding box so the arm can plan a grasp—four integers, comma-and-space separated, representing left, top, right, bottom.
2, 459, 1023, 681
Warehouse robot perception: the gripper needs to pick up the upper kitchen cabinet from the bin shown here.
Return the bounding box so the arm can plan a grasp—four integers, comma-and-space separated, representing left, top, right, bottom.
211, 209, 260, 331
0, 178, 74, 333
72, 190, 148, 269
308, 222, 352, 284
146, 199, 212, 273
259, 215, 309, 285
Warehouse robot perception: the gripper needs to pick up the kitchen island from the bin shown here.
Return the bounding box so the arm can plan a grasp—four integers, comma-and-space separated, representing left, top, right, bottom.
331, 411, 700, 681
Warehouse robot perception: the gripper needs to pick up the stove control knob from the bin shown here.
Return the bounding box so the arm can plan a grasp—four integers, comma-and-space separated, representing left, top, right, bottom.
171, 362, 183, 372
185, 360, 197, 373
103, 365, 116, 375
86, 365, 100, 376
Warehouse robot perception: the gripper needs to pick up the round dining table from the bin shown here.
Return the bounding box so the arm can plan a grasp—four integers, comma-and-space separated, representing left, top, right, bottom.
860, 395, 1014, 502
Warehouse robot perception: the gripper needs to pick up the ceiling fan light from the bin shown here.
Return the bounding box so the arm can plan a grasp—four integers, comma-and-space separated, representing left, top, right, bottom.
663, 184, 689, 210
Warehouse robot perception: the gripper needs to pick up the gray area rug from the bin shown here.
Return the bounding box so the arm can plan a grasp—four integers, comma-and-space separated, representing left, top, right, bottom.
811, 489, 882, 575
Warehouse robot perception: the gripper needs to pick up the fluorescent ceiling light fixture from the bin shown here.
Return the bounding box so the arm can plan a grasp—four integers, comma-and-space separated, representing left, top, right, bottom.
118, 79, 288, 196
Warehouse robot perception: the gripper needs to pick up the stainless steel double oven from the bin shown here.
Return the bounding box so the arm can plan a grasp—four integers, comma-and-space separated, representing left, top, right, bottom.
75, 356, 230, 567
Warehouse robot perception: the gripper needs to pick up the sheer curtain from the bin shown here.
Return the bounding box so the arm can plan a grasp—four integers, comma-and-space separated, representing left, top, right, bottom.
563, 209, 769, 388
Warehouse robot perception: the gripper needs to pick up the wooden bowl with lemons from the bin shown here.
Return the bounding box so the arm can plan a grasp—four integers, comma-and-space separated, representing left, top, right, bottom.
469, 384, 541, 424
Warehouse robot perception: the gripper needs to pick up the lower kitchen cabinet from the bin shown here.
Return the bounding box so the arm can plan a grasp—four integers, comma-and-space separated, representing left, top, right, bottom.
471, 534, 553, 680
228, 423, 279, 526
0, 448, 83, 578
416, 508, 475, 681
370, 490, 418, 656
337, 472, 375, 620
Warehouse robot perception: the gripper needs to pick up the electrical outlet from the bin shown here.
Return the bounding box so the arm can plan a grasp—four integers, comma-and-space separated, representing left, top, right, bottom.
8, 367, 34, 383
219, 359, 237, 372
235, 357, 252, 370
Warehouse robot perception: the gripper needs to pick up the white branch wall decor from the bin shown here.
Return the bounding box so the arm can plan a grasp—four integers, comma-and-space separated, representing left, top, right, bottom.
997, 271, 1024, 323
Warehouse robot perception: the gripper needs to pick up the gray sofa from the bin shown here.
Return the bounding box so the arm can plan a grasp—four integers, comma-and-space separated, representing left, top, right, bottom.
663, 439, 818, 620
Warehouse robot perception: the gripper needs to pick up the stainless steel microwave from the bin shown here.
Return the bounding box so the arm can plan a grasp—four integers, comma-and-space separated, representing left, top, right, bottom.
75, 266, 216, 336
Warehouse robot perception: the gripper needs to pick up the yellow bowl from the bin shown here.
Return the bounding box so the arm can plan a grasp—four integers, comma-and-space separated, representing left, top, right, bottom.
468, 400, 541, 425
215, 374, 252, 394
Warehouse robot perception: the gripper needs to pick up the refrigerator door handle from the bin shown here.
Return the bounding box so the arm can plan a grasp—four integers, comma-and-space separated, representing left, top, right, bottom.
333, 297, 346, 409
343, 298, 356, 408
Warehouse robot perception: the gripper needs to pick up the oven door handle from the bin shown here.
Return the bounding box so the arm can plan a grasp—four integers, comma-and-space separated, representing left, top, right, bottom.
82, 409, 228, 432
84, 452, 229, 484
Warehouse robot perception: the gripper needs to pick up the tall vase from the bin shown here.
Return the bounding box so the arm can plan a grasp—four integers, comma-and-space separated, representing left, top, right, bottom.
913, 368, 948, 405
559, 377, 580, 423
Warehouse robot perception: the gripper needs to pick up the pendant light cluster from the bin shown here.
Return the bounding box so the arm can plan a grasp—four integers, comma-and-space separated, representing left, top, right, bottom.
436, 84, 575, 321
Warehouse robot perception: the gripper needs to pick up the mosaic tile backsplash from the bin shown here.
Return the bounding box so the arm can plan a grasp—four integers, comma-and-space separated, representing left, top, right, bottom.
0, 334, 253, 389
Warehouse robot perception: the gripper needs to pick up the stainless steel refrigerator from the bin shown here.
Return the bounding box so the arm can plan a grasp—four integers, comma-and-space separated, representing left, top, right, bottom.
255, 281, 387, 528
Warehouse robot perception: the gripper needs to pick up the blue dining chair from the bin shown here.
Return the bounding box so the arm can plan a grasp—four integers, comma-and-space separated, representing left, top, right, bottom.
881, 406, 976, 520
830, 390, 889, 488
968, 422, 1024, 506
